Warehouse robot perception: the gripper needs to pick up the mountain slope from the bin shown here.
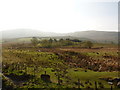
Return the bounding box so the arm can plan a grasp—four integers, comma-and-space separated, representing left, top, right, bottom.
67, 31, 118, 43
1, 29, 63, 39
1, 29, 119, 43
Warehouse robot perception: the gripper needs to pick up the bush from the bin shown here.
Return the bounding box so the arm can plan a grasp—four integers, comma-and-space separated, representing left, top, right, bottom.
84, 41, 93, 48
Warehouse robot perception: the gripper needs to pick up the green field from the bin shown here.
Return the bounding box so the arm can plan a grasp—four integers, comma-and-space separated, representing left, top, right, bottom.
2, 38, 119, 89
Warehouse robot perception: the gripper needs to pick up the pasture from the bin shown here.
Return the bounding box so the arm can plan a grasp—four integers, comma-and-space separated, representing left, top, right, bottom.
2, 41, 119, 89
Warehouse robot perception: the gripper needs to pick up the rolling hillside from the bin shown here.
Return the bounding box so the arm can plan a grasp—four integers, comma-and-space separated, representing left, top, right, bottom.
66, 31, 119, 43
1, 29, 119, 43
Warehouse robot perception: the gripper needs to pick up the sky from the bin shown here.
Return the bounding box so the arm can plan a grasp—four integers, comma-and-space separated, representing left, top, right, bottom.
0, 0, 118, 33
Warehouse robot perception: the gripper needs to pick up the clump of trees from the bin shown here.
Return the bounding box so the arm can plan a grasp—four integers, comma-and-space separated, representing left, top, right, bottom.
31, 37, 39, 46
31, 37, 93, 48
31, 38, 81, 48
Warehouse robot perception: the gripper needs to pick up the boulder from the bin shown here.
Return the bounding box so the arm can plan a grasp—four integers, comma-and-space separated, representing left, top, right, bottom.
41, 74, 51, 82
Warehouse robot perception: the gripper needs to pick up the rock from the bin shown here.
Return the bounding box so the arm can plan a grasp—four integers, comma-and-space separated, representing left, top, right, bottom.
41, 74, 51, 82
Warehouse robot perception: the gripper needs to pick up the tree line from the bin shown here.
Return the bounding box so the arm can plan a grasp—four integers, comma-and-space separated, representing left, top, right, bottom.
31, 37, 93, 48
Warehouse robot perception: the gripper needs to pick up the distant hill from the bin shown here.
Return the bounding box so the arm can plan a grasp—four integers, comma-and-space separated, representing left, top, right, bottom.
2, 29, 62, 39
1, 29, 119, 43
66, 31, 119, 43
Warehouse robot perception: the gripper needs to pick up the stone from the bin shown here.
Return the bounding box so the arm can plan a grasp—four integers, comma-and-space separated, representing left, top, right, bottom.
41, 74, 51, 82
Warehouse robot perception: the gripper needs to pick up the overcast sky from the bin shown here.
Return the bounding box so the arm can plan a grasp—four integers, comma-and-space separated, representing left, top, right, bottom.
0, 0, 118, 33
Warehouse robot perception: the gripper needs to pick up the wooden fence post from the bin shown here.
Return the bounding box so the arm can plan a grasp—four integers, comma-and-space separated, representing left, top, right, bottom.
95, 81, 97, 90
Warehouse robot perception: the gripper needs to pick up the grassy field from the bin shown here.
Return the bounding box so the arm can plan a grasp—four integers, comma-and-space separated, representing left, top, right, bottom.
2, 40, 119, 89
